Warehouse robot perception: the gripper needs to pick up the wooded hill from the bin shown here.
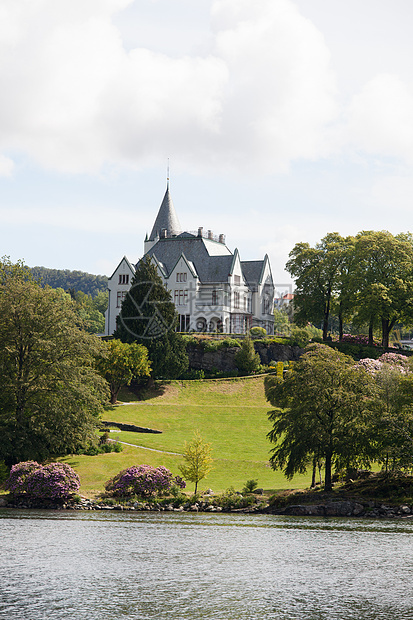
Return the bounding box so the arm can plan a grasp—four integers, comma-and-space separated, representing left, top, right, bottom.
30, 266, 108, 297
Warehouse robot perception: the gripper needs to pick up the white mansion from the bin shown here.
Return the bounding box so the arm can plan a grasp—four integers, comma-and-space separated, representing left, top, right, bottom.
104, 185, 275, 336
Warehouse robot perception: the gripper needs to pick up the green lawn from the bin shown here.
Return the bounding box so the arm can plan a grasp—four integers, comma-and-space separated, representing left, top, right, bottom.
63, 377, 311, 497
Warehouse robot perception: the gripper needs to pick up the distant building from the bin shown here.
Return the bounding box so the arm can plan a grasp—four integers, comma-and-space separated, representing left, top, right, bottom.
105, 184, 275, 336
274, 292, 294, 308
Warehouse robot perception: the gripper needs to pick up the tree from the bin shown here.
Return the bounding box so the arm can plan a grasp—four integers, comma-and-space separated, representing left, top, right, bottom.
114, 256, 188, 379
359, 353, 413, 473
235, 337, 261, 374
0, 260, 109, 465
286, 234, 354, 340
97, 339, 151, 404
265, 344, 374, 491
352, 231, 413, 348
178, 431, 213, 494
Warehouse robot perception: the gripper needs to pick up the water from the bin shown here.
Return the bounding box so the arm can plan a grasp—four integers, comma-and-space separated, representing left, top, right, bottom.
1, 509, 413, 620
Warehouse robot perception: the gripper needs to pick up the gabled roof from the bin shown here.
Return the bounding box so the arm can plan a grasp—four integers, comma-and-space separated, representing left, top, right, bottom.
241, 260, 265, 288
145, 236, 233, 283
149, 185, 182, 241
109, 256, 136, 280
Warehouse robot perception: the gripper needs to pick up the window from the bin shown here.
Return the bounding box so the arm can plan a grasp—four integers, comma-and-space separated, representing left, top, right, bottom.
118, 274, 129, 285
174, 290, 188, 306
234, 275, 240, 285
176, 272, 187, 282
178, 314, 190, 332
212, 289, 218, 305
234, 292, 240, 309
116, 291, 126, 307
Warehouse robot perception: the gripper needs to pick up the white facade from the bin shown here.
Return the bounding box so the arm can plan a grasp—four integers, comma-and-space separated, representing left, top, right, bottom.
105, 186, 275, 336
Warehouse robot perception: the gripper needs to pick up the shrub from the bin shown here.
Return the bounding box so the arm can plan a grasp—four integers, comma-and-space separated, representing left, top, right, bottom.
250, 326, 267, 338
235, 338, 261, 374
242, 479, 259, 494
5, 461, 42, 495
290, 327, 311, 348
105, 465, 185, 498
5, 461, 80, 500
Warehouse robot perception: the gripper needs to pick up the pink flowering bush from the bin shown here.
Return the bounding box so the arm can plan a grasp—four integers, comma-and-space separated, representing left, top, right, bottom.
341, 334, 381, 346
5, 461, 42, 495
105, 465, 186, 498
357, 353, 409, 375
5, 461, 80, 500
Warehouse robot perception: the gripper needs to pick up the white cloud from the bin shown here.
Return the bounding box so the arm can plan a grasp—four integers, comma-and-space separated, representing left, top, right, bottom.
0, 154, 14, 176
0, 0, 338, 175
347, 74, 413, 163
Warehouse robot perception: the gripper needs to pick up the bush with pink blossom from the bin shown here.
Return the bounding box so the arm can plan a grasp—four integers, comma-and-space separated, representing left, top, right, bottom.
5, 461, 80, 500
105, 465, 186, 498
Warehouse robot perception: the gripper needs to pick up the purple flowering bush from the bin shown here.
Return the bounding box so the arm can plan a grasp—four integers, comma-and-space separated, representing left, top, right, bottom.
5, 461, 80, 500
105, 465, 186, 498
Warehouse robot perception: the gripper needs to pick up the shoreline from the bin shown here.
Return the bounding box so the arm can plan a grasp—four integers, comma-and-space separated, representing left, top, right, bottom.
2, 496, 413, 519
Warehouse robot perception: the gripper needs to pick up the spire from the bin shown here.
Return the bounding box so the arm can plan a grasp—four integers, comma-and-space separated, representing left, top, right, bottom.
148, 185, 181, 241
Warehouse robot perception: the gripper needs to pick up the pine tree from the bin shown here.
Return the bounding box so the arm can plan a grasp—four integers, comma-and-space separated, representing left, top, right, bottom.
114, 257, 188, 379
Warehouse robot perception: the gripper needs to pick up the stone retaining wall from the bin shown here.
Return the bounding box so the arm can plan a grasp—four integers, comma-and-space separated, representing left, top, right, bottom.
187, 342, 304, 372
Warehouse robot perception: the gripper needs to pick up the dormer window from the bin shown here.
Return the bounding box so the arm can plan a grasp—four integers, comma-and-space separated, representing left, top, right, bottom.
119, 274, 129, 285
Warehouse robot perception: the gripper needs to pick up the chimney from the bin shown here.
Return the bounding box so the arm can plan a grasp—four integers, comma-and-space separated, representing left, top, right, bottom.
219, 234, 225, 244
197, 227, 203, 237
208, 229, 213, 240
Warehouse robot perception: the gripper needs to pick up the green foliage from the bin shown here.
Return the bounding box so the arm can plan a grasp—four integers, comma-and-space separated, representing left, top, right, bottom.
0, 459, 9, 483
273, 306, 291, 334
242, 479, 259, 493
287, 233, 354, 340
97, 339, 151, 403
265, 344, 375, 491
0, 259, 109, 466
178, 431, 213, 493
235, 337, 261, 374
250, 326, 267, 338
115, 256, 188, 379
71, 290, 108, 334
30, 266, 108, 297
183, 335, 241, 350
289, 326, 311, 348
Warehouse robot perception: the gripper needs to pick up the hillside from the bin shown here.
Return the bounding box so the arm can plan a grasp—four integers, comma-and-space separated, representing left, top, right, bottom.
63, 376, 311, 498
30, 266, 108, 297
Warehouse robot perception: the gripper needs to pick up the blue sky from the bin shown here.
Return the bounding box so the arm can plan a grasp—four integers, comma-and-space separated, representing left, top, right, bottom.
1, 0, 413, 295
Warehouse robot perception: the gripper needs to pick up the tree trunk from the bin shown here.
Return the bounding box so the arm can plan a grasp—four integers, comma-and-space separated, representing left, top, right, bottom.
368, 320, 374, 346
324, 450, 333, 492
311, 456, 317, 488
381, 318, 390, 349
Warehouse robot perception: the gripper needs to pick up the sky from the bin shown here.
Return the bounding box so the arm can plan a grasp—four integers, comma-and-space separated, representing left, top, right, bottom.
1, 0, 413, 295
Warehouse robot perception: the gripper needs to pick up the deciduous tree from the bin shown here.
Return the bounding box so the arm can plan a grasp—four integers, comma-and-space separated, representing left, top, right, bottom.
0, 259, 109, 465
265, 344, 374, 491
178, 431, 213, 494
97, 339, 151, 403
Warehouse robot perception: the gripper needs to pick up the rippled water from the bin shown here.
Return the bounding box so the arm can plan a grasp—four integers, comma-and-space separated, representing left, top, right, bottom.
1, 509, 413, 620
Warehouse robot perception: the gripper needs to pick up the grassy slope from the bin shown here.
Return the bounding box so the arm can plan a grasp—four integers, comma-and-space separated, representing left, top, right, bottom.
63, 376, 311, 498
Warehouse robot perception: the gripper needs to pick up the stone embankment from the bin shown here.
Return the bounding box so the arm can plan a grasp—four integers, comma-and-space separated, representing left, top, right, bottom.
264, 500, 413, 519
3, 496, 413, 518
3, 496, 263, 513
187, 342, 304, 372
